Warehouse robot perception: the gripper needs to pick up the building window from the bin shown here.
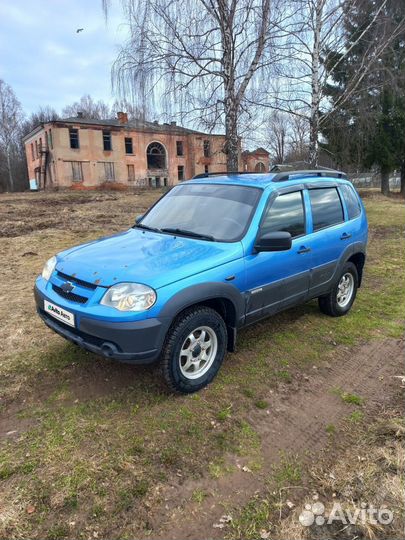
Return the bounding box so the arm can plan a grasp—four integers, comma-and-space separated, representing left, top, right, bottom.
255, 162, 265, 172
39, 137, 42, 153
176, 140, 184, 156
146, 142, 166, 169
178, 165, 185, 181
203, 139, 211, 157
103, 162, 115, 181
31, 143, 34, 161
70, 161, 83, 182
69, 128, 79, 149
127, 164, 135, 181
125, 137, 133, 154
103, 130, 112, 151
35, 140, 38, 158
204, 165, 209, 174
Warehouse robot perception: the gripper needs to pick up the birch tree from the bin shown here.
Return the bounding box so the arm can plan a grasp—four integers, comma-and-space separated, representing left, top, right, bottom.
104, 0, 289, 171
0, 79, 23, 191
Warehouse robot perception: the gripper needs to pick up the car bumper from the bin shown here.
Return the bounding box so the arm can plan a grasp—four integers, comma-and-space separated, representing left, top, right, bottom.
34, 286, 168, 364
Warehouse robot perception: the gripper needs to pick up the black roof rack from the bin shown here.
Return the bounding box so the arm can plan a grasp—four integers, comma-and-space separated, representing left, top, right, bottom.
271, 169, 347, 182
192, 171, 266, 179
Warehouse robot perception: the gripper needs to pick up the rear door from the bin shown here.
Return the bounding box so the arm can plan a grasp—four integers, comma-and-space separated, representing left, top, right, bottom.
306, 186, 350, 297
244, 189, 312, 323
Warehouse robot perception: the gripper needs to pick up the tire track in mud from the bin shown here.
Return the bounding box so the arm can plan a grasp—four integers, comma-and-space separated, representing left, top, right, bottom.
145, 338, 403, 540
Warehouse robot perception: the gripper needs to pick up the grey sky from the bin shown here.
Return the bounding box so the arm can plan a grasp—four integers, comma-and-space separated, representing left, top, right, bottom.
0, 0, 127, 115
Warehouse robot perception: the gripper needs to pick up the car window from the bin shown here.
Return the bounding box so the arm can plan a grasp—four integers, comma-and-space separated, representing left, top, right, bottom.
141, 183, 261, 242
340, 184, 361, 220
261, 191, 305, 238
309, 187, 343, 231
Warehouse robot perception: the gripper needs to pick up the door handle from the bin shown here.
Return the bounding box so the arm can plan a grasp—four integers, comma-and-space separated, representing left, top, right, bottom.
340, 232, 352, 240
297, 246, 311, 254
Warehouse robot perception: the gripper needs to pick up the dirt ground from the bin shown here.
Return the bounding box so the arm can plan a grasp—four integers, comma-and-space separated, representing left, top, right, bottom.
0, 188, 404, 540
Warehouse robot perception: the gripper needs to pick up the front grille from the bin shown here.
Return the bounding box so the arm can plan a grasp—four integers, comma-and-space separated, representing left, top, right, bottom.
56, 271, 97, 290
52, 284, 88, 304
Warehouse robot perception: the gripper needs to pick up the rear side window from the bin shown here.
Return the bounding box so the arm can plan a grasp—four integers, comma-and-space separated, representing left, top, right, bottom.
262, 191, 305, 238
309, 188, 343, 231
340, 184, 361, 220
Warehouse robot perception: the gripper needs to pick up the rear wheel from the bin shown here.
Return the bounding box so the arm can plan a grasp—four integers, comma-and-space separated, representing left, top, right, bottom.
161, 306, 227, 393
318, 262, 358, 317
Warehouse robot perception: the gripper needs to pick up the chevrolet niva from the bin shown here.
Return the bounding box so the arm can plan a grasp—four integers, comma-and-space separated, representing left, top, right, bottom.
35, 169, 368, 393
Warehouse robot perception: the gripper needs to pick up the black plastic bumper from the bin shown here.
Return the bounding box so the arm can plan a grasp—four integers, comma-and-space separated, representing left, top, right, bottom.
35, 287, 168, 364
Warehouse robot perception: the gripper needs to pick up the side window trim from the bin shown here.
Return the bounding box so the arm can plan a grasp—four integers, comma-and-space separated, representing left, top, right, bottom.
258, 189, 307, 239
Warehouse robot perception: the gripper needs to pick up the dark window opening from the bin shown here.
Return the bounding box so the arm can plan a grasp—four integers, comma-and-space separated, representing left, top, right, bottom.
49, 129, 53, 149
125, 137, 133, 154
146, 142, 166, 170
35, 140, 38, 158
255, 162, 265, 172
203, 139, 211, 158
178, 165, 185, 181
103, 130, 112, 151
204, 165, 209, 174
262, 191, 305, 238
176, 140, 184, 156
69, 128, 79, 149
31, 143, 34, 161
309, 187, 344, 231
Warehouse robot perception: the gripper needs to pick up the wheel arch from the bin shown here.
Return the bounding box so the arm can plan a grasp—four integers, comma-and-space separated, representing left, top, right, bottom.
158, 282, 244, 352
347, 251, 366, 287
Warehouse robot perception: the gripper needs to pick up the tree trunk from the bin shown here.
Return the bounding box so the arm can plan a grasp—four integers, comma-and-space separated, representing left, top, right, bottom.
6, 150, 14, 192
308, 0, 322, 168
400, 160, 405, 198
381, 168, 390, 196
224, 98, 239, 172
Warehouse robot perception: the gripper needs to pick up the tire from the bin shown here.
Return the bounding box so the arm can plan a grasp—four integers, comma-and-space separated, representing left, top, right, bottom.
318, 262, 358, 317
161, 306, 227, 393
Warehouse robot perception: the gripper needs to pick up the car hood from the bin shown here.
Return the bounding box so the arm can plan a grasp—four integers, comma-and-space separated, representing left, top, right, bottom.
56, 228, 243, 289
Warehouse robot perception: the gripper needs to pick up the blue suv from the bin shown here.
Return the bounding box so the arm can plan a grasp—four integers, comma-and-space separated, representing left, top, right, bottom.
34, 170, 368, 393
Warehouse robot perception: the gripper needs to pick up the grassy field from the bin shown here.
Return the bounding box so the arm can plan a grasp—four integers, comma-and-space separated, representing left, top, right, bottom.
0, 189, 404, 539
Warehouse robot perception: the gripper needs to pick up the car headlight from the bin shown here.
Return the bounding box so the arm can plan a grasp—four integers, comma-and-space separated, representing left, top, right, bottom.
100, 283, 156, 312
42, 256, 57, 281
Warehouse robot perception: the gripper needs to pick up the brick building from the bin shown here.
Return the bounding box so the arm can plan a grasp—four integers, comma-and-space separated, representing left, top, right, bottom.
23, 112, 241, 189
242, 147, 270, 173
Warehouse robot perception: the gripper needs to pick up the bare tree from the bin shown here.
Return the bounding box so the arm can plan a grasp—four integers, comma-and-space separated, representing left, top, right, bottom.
105, 0, 290, 171
62, 94, 112, 119
265, 111, 290, 164
250, 0, 404, 167
0, 79, 24, 191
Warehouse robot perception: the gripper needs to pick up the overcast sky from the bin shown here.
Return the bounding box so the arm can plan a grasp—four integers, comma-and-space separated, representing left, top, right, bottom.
0, 0, 127, 115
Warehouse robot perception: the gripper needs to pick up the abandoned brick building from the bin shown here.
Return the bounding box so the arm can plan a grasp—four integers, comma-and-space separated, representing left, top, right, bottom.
241, 147, 270, 174
23, 112, 270, 189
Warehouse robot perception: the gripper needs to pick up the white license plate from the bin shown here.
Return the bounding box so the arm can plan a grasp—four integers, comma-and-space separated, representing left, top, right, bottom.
44, 300, 75, 327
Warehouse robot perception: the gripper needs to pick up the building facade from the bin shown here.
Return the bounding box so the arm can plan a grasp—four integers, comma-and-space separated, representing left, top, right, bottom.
23, 113, 241, 189
242, 147, 270, 173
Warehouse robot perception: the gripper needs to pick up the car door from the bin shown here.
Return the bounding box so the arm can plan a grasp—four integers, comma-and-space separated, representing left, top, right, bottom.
244, 189, 312, 324
306, 185, 352, 298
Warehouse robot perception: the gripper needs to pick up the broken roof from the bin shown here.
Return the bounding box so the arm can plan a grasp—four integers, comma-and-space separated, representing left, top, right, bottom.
22, 115, 224, 140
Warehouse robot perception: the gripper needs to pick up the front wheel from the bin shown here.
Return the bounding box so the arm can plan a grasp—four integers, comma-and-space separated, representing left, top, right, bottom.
161, 306, 227, 393
318, 262, 358, 317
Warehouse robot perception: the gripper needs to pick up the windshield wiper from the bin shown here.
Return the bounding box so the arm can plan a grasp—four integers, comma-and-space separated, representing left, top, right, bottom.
161, 228, 216, 241
134, 223, 162, 233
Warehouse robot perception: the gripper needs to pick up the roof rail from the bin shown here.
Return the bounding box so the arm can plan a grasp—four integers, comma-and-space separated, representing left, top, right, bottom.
192, 171, 266, 179
271, 169, 347, 182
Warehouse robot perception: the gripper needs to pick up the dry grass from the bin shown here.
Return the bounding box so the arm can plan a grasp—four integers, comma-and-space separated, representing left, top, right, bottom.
0, 189, 404, 539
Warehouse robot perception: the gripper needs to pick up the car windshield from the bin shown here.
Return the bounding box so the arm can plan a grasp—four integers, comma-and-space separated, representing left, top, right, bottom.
139, 183, 261, 242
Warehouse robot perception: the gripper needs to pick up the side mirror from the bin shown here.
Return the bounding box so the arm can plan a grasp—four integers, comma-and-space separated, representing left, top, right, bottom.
135, 214, 144, 224
254, 231, 292, 252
